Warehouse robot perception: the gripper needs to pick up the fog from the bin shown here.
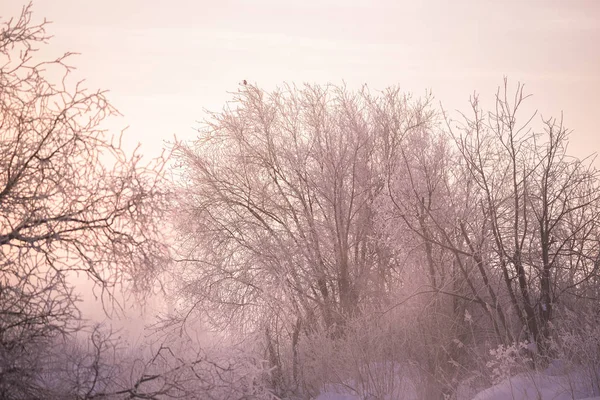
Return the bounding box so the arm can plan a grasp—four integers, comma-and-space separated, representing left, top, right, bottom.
1, 1, 600, 399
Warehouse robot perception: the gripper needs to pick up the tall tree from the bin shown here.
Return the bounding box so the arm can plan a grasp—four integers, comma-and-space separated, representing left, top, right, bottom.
446, 80, 600, 359
0, 4, 168, 397
171, 83, 432, 393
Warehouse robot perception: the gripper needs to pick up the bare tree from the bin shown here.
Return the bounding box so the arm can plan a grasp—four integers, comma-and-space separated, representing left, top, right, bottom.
445, 80, 600, 360
42, 323, 275, 400
0, 4, 168, 397
380, 80, 600, 397
382, 109, 488, 397
171, 83, 433, 395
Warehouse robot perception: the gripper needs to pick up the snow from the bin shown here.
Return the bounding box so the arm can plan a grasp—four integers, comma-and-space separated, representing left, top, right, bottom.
314, 365, 600, 400
314, 395, 360, 400
312, 362, 418, 400
471, 370, 600, 400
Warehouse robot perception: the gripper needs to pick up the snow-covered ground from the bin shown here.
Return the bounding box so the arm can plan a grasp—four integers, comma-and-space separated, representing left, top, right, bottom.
472, 371, 600, 400
312, 361, 418, 400
315, 366, 600, 400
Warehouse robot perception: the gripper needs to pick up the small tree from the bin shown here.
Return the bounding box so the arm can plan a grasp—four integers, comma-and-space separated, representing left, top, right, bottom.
0, 4, 168, 397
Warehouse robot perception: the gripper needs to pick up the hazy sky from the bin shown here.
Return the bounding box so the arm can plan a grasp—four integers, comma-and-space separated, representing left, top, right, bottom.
3, 0, 599, 163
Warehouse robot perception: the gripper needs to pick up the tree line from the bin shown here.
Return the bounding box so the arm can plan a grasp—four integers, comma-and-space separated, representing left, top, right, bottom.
2, 4, 599, 399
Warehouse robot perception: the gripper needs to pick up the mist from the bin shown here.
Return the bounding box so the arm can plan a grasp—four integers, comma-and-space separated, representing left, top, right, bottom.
1, 1, 600, 399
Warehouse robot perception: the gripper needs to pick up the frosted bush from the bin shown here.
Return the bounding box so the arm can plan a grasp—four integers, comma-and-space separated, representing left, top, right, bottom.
486, 341, 530, 384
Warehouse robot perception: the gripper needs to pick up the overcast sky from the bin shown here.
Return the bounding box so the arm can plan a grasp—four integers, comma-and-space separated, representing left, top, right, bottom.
3, 0, 599, 163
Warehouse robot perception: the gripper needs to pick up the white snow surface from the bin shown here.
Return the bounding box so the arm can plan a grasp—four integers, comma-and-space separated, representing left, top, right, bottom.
315, 365, 600, 400
471, 369, 600, 400
312, 361, 418, 400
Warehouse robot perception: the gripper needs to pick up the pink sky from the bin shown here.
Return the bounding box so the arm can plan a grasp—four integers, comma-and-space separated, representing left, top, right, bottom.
1, 0, 598, 331
3, 0, 599, 162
